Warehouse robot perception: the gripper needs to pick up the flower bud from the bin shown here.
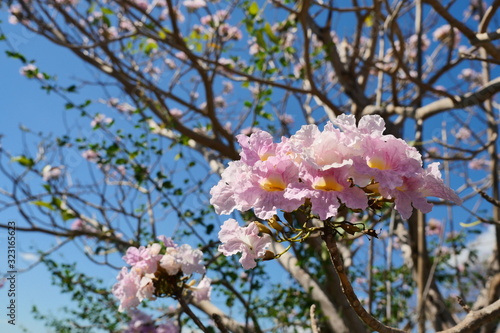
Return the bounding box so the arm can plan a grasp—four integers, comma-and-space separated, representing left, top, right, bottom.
261, 250, 275, 261
254, 221, 273, 235
268, 215, 284, 232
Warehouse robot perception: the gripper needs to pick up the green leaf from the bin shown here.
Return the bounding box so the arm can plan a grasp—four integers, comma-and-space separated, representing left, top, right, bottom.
101, 7, 114, 15
5, 51, 27, 63
264, 23, 280, 44
255, 30, 266, 49
30, 201, 55, 211
61, 210, 77, 221
248, 1, 259, 16
11, 155, 35, 168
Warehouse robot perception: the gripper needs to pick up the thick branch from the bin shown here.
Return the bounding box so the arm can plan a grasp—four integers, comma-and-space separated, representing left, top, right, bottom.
437, 299, 500, 333
362, 77, 500, 120
321, 229, 405, 333
270, 242, 352, 333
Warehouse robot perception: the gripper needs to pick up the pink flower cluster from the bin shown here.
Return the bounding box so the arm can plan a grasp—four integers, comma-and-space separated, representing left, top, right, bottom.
210, 115, 461, 220
122, 309, 178, 333
113, 236, 211, 312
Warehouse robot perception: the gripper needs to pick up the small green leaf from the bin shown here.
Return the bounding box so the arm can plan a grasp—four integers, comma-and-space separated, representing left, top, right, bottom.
248, 2, 259, 16
264, 23, 280, 44
5, 51, 27, 63
61, 210, 77, 221
30, 201, 55, 210
11, 155, 34, 168
101, 7, 114, 15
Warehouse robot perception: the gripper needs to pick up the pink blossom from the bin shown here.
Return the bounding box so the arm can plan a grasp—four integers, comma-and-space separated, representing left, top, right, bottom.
165, 58, 176, 69
132, 0, 149, 10
279, 114, 294, 125
469, 157, 490, 170
42, 165, 63, 181
218, 24, 242, 41
355, 135, 423, 190
420, 163, 462, 206
218, 219, 271, 269
170, 108, 183, 118
81, 149, 98, 160
210, 114, 462, 221
238, 156, 303, 219
91, 114, 113, 127
222, 81, 233, 94
112, 267, 142, 312
433, 24, 460, 46
20, 64, 44, 79
159, 244, 205, 275
237, 130, 278, 166
286, 165, 368, 219
117, 102, 136, 114
123, 244, 162, 275
210, 161, 254, 215
70, 219, 98, 234
175, 51, 188, 61
427, 218, 442, 236
454, 127, 471, 140
8, 4, 22, 25
157, 235, 177, 248
114, 237, 208, 311
183, 0, 207, 10
192, 277, 212, 302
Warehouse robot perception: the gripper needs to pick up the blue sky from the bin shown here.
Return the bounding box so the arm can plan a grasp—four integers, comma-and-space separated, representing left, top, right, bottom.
0, 12, 121, 332
0, 1, 498, 332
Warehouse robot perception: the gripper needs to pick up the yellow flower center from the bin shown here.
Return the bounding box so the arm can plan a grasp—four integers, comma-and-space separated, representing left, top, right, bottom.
314, 176, 344, 192
367, 156, 389, 170
260, 175, 286, 192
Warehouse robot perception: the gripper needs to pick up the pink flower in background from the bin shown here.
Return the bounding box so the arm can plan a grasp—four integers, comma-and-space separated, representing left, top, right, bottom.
278, 114, 294, 125
20, 64, 44, 79
90, 114, 112, 127
469, 157, 490, 170
454, 127, 471, 140
218, 219, 271, 269
42, 165, 63, 181
222, 81, 234, 94
82, 149, 100, 162
427, 218, 442, 236
70, 219, 98, 234
114, 236, 210, 311
183, 0, 206, 10
123, 310, 179, 333
433, 24, 461, 45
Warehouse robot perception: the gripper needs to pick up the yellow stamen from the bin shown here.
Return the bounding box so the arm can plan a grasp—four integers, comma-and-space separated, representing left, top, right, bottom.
367, 156, 389, 170
260, 175, 286, 192
314, 176, 344, 192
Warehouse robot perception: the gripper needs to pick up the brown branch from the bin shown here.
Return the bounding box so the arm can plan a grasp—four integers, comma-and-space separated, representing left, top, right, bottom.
362, 77, 500, 119
321, 228, 406, 333
436, 299, 500, 333
423, 0, 500, 59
